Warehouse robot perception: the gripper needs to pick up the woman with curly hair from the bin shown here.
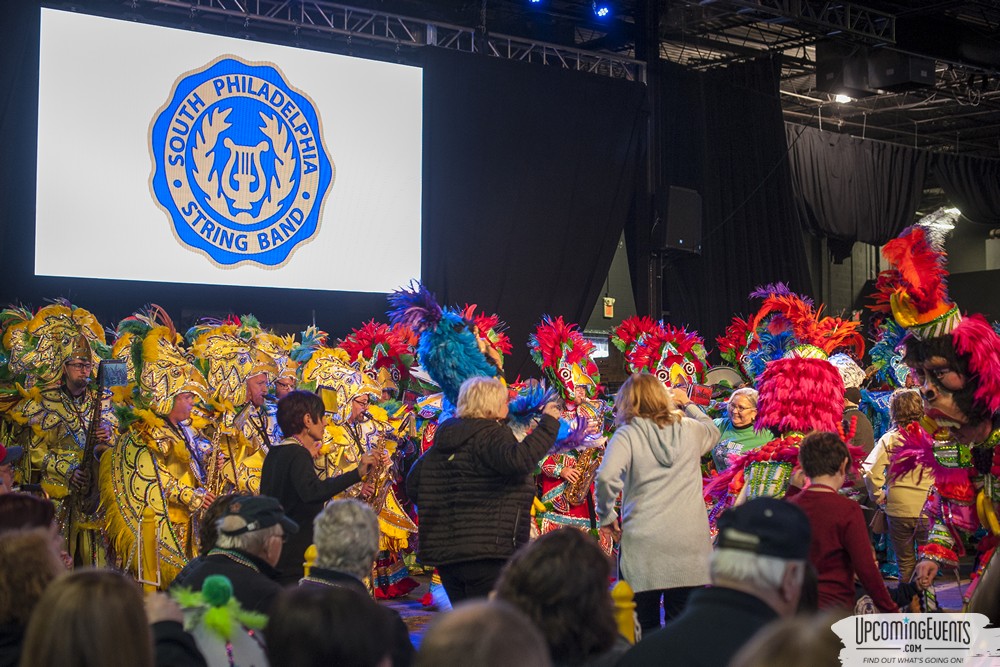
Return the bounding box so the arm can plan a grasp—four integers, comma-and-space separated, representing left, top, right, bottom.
493, 528, 626, 667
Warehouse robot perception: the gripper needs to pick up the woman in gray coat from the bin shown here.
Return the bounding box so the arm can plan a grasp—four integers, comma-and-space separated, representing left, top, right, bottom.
595, 372, 720, 636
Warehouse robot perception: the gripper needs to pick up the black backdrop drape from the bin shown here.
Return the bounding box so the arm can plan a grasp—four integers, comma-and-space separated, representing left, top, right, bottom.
785, 124, 928, 261
932, 152, 1000, 226
0, 4, 645, 381
421, 48, 645, 379
650, 57, 812, 354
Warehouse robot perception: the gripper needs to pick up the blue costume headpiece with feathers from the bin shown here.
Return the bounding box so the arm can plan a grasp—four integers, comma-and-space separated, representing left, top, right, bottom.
387, 281, 500, 405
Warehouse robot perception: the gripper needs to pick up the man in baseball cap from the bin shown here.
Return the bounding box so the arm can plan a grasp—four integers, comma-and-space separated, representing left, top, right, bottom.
0, 443, 24, 495
169, 495, 298, 613
620, 497, 811, 667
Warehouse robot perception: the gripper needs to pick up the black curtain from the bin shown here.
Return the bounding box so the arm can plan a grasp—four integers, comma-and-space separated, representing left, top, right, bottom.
654, 57, 811, 355
422, 48, 646, 379
785, 124, 929, 261
932, 152, 1000, 225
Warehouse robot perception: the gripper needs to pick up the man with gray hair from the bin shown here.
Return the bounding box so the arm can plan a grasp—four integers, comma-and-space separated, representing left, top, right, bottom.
300, 499, 415, 666
169, 495, 296, 613
619, 497, 811, 667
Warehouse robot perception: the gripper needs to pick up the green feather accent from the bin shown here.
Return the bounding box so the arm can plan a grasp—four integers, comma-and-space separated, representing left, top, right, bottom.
203, 606, 235, 641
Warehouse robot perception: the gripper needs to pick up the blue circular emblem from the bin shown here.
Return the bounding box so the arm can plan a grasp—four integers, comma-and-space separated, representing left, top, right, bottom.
150, 57, 334, 267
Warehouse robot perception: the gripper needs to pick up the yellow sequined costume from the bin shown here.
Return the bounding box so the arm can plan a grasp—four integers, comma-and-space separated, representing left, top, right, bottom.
186, 318, 280, 494
300, 347, 419, 598
101, 317, 215, 588
1, 302, 116, 566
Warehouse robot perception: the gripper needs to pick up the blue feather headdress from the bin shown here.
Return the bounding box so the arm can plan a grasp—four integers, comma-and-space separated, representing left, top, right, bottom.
388, 281, 500, 405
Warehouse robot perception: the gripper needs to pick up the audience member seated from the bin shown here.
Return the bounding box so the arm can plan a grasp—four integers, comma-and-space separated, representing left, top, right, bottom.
728, 611, 846, 667
21, 569, 205, 667
493, 528, 627, 667
618, 497, 810, 667
0, 528, 65, 667
301, 499, 414, 667
265, 586, 392, 667
171, 493, 241, 588
0, 444, 23, 495
789, 432, 899, 613
170, 495, 295, 614
0, 494, 66, 566
416, 600, 551, 667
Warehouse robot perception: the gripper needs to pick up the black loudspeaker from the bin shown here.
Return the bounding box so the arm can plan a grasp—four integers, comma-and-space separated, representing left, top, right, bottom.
659, 186, 702, 254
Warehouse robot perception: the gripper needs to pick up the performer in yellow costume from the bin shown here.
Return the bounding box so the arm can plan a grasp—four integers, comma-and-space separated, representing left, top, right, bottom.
299, 346, 419, 598
101, 311, 217, 588
187, 316, 279, 494
1, 301, 116, 566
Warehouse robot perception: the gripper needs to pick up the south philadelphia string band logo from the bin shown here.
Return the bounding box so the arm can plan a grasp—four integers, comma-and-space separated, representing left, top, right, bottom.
150, 56, 334, 267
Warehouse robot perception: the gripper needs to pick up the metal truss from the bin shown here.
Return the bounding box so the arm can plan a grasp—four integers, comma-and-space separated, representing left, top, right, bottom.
706, 0, 895, 44
142, 0, 645, 81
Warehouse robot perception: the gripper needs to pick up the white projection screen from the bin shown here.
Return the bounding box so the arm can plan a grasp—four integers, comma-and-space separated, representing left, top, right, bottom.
36, 9, 422, 293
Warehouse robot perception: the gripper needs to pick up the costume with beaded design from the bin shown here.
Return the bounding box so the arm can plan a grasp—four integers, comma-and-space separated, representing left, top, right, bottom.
1, 301, 116, 566
529, 316, 611, 553
186, 316, 280, 494
101, 317, 215, 588
875, 226, 1000, 613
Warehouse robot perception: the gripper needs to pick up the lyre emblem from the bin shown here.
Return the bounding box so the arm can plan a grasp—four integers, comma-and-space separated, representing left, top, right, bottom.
221, 139, 269, 211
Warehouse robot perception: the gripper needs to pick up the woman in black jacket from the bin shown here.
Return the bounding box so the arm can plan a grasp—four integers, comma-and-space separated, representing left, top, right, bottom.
405, 376, 561, 603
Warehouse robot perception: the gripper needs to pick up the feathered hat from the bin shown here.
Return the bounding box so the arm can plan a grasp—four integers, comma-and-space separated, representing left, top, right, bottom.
873, 225, 1000, 418
387, 281, 501, 405
117, 307, 209, 415
528, 316, 600, 402
297, 346, 380, 424
459, 305, 513, 372
611, 316, 707, 385
1, 300, 109, 389
339, 320, 418, 394
186, 315, 280, 407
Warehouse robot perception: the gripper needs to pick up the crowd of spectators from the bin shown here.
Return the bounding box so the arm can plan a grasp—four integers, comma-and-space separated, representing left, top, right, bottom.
0, 376, 932, 667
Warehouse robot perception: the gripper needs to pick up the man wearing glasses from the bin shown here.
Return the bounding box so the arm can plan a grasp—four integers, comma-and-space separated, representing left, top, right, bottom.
9, 324, 115, 566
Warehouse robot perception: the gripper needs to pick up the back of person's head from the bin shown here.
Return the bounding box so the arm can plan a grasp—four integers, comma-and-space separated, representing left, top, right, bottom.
0, 493, 55, 533
493, 528, 617, 665
798, 431, 850, 478
728, 611, 846, 667
214, 494, 297, 564
889, 388, 923, 428
713, 498, 811, 614
266, 586, 391, 667
277, 390, 325, 436
614, 372, 682, 427
455, 376, 507, 419
313, 499, 379, 580
197, 493, 242, 556
0, 528, 65, 625
417, 600, 551, 667
21, 569, 153, 667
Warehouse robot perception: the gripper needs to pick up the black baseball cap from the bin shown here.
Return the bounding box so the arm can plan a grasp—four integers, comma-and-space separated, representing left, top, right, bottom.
219, 495, 299, 536
717, 497, 811, 561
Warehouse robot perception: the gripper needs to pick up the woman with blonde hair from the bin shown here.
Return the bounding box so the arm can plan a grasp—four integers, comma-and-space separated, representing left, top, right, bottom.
595, 372, 719, 635
406, 376, 562, 604
863, 388, 932, 583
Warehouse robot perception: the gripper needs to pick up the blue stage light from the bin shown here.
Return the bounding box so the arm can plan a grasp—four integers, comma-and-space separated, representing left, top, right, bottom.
593, 0, 612, 18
